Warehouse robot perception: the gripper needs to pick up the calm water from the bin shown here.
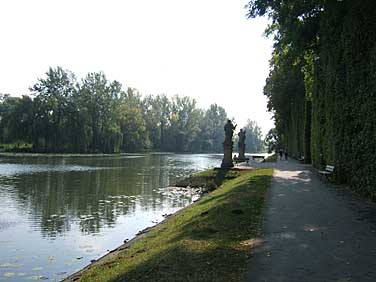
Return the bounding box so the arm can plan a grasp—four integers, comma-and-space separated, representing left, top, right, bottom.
0, 153, 222, 281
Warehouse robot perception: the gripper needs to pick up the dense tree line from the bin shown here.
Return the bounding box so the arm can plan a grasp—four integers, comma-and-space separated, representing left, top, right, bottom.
0, 67, 264, 154
239, 119, 264, 153
248, 1, 376, 198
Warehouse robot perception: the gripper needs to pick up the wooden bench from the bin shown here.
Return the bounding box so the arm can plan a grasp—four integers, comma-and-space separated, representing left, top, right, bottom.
318, 165, 335, 181
233, 157, 250, 165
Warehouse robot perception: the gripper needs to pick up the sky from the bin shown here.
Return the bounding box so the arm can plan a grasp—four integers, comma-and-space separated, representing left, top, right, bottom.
0, 0, 274, 135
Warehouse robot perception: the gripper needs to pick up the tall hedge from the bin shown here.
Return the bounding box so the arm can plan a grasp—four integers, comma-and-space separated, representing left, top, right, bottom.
249, 0, 376, 199
312, 0, 376, 198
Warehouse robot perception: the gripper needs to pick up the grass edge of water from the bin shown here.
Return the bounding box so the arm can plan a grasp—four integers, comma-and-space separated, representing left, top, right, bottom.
68, 168, 273, 282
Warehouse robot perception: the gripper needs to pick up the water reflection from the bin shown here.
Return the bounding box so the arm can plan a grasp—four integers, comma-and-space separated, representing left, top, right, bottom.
0, 153, 220, 281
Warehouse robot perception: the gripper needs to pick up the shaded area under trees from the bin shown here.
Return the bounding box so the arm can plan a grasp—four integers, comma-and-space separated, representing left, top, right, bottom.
248, 0, 376, 199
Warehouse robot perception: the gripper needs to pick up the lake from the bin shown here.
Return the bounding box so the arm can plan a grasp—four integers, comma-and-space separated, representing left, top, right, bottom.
0, 153, 222, 281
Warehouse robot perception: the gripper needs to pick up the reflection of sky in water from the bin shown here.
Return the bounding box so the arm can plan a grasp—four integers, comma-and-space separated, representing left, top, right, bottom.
0, 153, 221, 281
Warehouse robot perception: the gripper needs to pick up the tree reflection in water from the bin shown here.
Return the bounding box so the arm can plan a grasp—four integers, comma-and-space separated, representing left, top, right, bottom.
0, 153, 220, 281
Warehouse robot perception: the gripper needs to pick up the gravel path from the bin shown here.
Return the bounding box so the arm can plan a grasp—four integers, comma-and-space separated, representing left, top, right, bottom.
245, 159, 376, 282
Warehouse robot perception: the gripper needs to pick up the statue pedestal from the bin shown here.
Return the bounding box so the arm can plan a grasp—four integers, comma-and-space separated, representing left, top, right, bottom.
238, 143, 246, 159
234, 156, 249, 163
238, 144, 245, 159
221, 140, 234, 168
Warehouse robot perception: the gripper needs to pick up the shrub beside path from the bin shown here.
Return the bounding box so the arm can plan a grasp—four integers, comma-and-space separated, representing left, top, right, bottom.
245, 159, 376, 282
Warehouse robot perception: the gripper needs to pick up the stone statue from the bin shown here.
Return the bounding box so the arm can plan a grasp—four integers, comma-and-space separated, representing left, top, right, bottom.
221, 120, 236, 168
224, 119, 236, 142
237, 129, 246, 159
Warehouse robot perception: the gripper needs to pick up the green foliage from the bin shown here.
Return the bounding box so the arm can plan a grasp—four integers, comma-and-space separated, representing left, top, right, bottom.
77, 72, 122, 153
264, 128, 280, 153
30, 67, 77, 151
0, 68, 234, 154
249, 0, 376, 199
241, 119, 264, 153
311, 0, 376, 198
0, 95, 34, 144
195, 104, 227, 152
119, 89, 148, 152
165, 96, 201, 152
263, 47, 306, 158
143, 94, 171, 150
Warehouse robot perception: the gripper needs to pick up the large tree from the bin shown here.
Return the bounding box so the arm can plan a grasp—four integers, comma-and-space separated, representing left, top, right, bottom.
198, 104, 228, 152
0, 95, 34, 145
242, 120, 264, 153
30, 66, 76, 150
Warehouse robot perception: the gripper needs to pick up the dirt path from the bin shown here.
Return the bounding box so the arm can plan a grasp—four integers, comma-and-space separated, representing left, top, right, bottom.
245, 159, 376, 282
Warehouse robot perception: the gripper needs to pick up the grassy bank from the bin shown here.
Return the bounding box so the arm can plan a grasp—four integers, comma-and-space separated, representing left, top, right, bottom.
264, 153, 277, 163
0, 143, 32, 151
71, 168, 273, 282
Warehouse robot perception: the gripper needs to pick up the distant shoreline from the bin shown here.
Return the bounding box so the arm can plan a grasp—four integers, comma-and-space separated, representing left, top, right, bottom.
0, 152, 148, 158
0, 152, 268, 157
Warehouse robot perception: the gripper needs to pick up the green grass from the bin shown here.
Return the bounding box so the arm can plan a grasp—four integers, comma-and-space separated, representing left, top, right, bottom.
192, 168, 241, 180
187, 169, 243, 191
76, 168, 273, 282
0, 143, 32, 151
264, 153, 277, 163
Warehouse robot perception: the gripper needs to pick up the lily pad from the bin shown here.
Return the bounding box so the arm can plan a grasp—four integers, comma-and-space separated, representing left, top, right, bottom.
79, 245, 93, 249
55, 272, 66, 275
29, 275, 48, 280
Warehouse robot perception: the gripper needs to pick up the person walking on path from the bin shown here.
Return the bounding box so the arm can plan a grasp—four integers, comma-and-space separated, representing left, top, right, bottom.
245, 158, 376, 282
279, 149, 283, 160
284, 149, 288, 160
